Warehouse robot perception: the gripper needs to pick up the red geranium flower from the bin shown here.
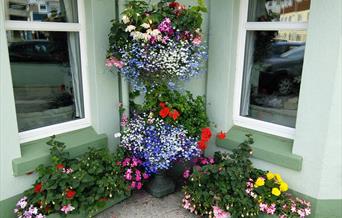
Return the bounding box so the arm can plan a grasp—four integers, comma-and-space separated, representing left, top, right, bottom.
66, 189, 76, 199
217, 131, 226, 140
56, 163, 64, 170
159, 102, 166, 108
169, 109, 180, 120
197, 140, 207, 151
169, 1, 186, 10
159, 107, 170, 118
201, 127, 212, 142
34, 183, 42, 193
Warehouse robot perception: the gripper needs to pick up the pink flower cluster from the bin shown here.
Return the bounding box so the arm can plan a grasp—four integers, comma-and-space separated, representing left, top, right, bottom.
259, 202, 276, 215
182, 194, 195, 213
121, 113, 128, 127
60, 204, 75, 214
118, 156, 149, 190
14, 196, 45, 218
62, 168, 73, 174
245, 178, 257, 199
105, 57, 124, 69
212, 206, 231, 218
281, 196, 311, 218
158, 18, 174, 36
183, 156, 215, 179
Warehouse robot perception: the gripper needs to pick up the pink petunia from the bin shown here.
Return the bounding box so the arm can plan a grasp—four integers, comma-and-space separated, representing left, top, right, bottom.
136, 182, 143, 190
212, 206, 230, 218
60, 204, 75, 214
183, 169, 190, 179
192, 36, 202, 45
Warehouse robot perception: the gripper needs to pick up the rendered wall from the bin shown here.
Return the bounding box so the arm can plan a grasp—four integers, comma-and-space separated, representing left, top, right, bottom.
206, 0, 342, 201
0, 0, 121, 201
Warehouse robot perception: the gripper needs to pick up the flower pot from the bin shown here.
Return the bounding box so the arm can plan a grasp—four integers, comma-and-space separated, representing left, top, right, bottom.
145, 172, 175, 198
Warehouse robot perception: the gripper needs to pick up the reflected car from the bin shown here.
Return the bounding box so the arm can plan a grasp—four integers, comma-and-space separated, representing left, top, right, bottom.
8, 41, 68, 63
258, 45, 305, 95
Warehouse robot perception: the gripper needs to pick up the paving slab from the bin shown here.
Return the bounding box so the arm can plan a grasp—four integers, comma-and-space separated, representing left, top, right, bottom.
96, 191, 199, 218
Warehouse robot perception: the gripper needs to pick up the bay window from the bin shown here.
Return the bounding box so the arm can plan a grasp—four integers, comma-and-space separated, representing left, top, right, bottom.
234, 0, 310, 138
4, 0, 90, 142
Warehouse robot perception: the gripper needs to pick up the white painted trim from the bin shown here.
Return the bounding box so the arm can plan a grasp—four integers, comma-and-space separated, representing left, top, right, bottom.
4, 0, 92, 143
232, 0, 308, 139
233, 116, 296, 139
5, 21, 81, 32
19, 119, 91, 143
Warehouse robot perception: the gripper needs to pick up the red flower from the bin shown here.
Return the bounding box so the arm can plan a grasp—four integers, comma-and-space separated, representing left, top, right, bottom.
169, 1, 186, 10
159, 107, 170, 118
66, 189, 76, 199
159, 102, 166, 108
34, 183, 42, 193
56, 164, 64, 170
201, 127, 212, 142
197, 140, 207, 151
217, 131, 226, 140
169, 109, 180, 120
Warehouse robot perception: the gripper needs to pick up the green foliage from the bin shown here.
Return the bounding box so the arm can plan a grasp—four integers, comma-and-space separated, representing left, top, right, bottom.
182, 135, 265, 217
130, 84, 209, 137
24, 137, 130, 217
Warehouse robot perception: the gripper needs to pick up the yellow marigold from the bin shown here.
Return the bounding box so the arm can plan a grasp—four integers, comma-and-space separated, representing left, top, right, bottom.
266, 172, 275, 180
279, 182, 289, 192
274, 173, 282, 182
255, 177, 265, 187
272, 187, 281, 196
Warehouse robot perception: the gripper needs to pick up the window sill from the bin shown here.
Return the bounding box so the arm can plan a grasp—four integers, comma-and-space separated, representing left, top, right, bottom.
216, 126, 302, 171
12, 127, 108, 176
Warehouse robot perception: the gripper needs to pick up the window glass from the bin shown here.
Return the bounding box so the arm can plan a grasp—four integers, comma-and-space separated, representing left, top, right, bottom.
7, 30, 84, 132
240, 30, 306, 128
248, 0, 311, 22
4, 0, 78, 23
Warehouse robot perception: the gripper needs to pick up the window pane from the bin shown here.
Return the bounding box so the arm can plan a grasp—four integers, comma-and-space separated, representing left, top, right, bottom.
248, 0, 310, 22
7, 31, 84, 132
240, 30, 306, 128
4, 0, 78, 23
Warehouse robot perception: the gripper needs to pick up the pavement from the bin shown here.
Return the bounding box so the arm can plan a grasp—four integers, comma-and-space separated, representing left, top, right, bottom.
96, 190, 198, 218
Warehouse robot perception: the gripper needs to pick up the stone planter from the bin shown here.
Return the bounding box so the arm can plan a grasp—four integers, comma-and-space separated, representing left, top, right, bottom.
46, 194, 130, 218
145, 172, 175, 198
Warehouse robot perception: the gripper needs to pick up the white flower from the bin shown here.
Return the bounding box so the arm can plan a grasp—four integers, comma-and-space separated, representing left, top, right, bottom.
125, 25, 136, 32
150, 29, 161, 37
141, 23, 150, 29
122, 15, 130, 24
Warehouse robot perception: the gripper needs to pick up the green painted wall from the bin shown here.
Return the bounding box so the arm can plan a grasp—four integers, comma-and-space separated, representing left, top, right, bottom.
0, 0, 121, 202
206, 0, 342, 204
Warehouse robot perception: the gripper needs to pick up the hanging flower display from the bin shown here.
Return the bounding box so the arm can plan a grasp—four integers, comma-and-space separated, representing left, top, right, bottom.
106, 0, 208, 91
120, 113, 201, 174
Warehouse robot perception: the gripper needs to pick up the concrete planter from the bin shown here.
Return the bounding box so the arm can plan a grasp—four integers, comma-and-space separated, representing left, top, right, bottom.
46, 194, 130, 218
145, 172, 175, 198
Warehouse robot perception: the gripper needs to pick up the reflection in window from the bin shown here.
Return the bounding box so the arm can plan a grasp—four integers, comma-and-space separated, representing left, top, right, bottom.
8, 30, 84, 132
240, 29, 306, 128
248, 0, 311, 23
4, 0, 78, 23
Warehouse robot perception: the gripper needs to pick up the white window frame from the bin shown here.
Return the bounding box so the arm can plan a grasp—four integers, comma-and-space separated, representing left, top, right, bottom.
4, 0, 91, 143
233, 0, 308, 139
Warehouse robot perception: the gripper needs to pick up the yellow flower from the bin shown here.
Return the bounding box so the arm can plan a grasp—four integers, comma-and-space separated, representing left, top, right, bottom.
274, 173, 282, 182
255, 177, 265, 187
279, 182, 289, 192
272, 187, 281, 196
266, 172, 275, 180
